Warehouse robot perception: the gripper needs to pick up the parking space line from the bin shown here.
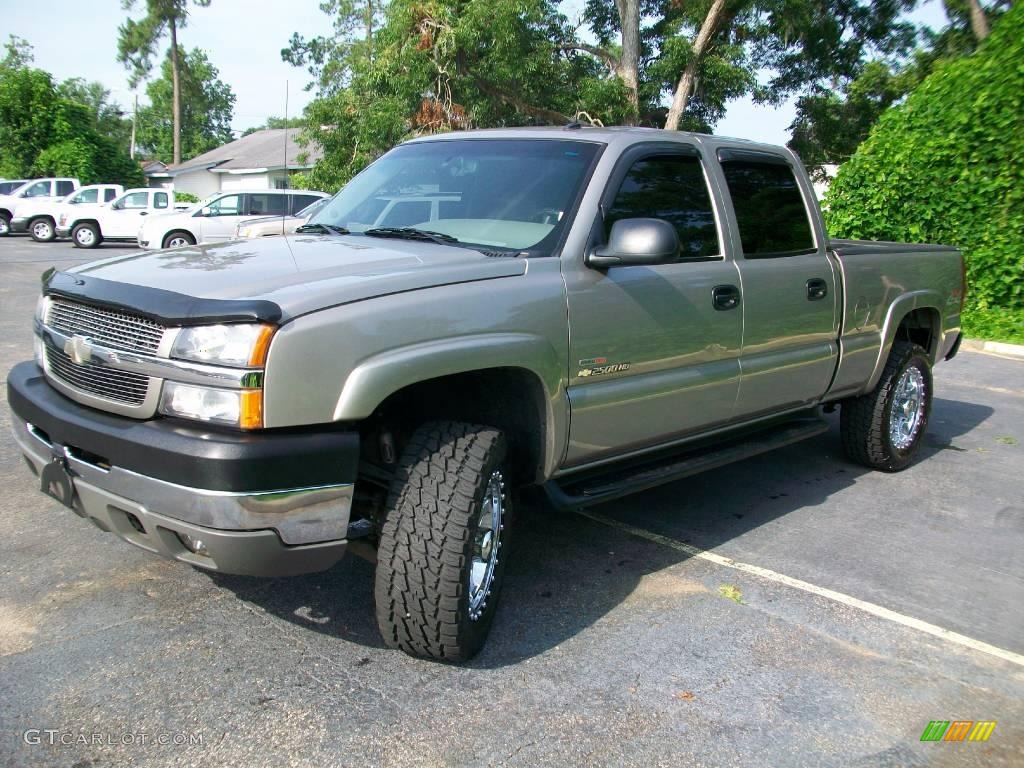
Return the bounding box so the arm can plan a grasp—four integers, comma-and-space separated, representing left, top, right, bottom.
577, 509, 1024, 669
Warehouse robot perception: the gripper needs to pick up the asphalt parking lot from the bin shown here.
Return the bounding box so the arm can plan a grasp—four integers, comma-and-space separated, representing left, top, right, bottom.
0, 234, 1022, 767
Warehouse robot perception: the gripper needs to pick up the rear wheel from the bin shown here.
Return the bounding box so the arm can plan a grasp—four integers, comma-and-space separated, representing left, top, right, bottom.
162, 231, 196, 249
30, 217, 55, 242
841, 341, 932, 471
374, 421, 511, 662
71, 223, 101, 249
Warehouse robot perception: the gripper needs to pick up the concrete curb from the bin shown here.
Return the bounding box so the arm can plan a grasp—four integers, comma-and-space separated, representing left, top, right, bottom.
962, 338, 1024, 360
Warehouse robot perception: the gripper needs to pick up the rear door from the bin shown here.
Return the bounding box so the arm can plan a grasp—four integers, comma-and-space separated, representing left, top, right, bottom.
564, 144, 742, 466
715, 149, 839, 418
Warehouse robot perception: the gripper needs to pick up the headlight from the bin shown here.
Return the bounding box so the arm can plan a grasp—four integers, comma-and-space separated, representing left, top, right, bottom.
159, 382, 263, 429
170, 324, 274, 367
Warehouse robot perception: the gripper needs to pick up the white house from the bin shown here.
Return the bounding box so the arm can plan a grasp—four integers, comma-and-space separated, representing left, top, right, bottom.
144, 129, 323, 198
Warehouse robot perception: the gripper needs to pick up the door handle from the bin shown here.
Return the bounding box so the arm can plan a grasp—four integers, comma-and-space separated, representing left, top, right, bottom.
806, 278, 828, 301
712, 284, 741, 311
139, 211, 149, 216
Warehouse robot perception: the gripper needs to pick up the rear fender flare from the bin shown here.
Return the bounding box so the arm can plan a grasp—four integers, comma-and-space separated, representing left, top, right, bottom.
866, 291, 943, 392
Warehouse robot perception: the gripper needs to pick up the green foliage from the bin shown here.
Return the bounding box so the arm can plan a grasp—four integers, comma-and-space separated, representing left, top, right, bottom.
117, 0, 212, 86
174, 190, 200, 203
0, 54, 141, 186
136, 47, 235, 162
241, 116, 305, 137
825, 5, 1024, 341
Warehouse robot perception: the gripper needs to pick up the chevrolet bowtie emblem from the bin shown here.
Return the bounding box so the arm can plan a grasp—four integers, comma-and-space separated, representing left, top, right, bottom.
64, 335, 94, 366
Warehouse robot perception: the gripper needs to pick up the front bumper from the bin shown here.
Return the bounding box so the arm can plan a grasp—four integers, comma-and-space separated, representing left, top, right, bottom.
8, 361, 358, 576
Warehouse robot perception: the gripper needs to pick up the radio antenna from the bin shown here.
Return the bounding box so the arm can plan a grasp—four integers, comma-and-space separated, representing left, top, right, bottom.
282, 80, 289, 231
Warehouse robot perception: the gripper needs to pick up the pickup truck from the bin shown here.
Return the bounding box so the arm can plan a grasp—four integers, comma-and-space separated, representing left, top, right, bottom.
57, 188, 175, 248
0, 178, 80, 236
12, 184, 124, 242
7, 127, 965, 662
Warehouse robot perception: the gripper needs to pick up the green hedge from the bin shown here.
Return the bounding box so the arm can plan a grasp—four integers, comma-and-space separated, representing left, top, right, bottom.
825, 5, 1024, 343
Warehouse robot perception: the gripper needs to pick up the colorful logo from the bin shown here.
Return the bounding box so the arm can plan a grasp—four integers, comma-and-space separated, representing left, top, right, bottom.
920, 721, 996, 742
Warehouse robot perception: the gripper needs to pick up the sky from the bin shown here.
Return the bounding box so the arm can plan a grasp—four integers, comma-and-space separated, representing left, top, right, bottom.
6, 0, 951, 147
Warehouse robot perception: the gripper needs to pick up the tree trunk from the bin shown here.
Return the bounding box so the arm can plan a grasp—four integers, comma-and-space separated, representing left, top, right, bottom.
664, 0, 728, 131
967, 0, 990, 41
614, 0, 641, 124
170, 17, 182, 165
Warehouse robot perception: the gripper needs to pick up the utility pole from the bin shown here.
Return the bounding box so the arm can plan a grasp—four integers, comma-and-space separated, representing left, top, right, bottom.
130, 92, 139, 160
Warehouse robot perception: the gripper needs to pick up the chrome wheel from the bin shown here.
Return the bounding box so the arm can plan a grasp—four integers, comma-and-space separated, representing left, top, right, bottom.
32, 220, 53, 240
468, 469, 504, 621
889, 366, 925, 450
166, 235, 191, 248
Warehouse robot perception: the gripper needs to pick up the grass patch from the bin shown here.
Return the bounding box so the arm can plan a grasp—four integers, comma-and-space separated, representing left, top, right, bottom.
718, 584, 744, 604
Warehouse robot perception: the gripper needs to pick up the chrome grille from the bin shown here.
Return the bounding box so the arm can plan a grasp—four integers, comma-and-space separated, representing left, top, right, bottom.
46, 298, 165, 354
45, 346, 149, 406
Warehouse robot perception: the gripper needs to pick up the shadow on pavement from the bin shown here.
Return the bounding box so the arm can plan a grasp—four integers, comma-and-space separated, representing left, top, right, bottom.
209, 397, 992, 667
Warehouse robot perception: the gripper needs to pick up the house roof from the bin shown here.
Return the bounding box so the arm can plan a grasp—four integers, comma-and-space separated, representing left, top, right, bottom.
147, 129, 322, 177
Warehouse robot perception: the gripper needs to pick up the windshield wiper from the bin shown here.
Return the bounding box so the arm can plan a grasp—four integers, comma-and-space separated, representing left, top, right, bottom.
364, 227, 459, 245
294, 222, 349, 235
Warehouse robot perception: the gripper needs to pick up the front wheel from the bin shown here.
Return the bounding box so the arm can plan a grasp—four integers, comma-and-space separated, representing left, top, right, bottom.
841, 341, 932, 472
0, 212, 10, 236
30, 217, 55, 242
71, 223, 101, 249
375, 421, 511, 662
162, 231, 196, 249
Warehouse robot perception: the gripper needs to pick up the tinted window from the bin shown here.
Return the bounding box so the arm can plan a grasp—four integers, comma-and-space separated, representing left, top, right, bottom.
23, 181, 51, 198
289, 194, 321, 214
720, 160, 814, 255
73, 189, 99, 204
207, 195, 241, 216
246, 193, 288, 216
605, 155, 719, 260
0, 181, 26, 194
154, 192, 168, 209
120, 192, 149, 209
57, 180, 75, 196
103, 188, 118, 202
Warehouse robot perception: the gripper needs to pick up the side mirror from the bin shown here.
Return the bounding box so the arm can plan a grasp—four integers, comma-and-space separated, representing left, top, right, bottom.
198, 206, 212, 217
587, 218, 679, 269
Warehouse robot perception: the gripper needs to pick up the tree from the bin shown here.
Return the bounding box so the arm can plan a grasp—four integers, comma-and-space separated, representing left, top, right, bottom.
825, 4, 1024, 342
117, 0, 212, 165
135, 47, 235, 163
57, 78, 133, 150
241, 116, 305, 137
787, 0, 1013, 174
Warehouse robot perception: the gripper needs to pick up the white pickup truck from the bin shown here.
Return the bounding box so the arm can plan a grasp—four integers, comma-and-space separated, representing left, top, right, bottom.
0, 178, 80, 236
12, 184, 124, 242
57, 188, 175, 248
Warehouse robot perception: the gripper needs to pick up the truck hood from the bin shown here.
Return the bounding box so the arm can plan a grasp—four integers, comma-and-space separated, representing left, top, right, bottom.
69, 233, 527, 319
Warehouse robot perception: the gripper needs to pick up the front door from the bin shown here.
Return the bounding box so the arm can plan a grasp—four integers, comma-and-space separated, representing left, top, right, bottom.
197, 193, 245, 242
716, 151, 839, 418
564, 147, 743, 466
106, 191, 150, 238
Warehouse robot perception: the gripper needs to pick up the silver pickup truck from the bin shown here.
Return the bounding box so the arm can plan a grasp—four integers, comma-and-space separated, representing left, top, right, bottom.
7, 127, 965, 661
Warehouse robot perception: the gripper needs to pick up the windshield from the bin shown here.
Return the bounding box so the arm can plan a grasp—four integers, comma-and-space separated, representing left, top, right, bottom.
297, 197, 329, 219
311, 138, 601, 253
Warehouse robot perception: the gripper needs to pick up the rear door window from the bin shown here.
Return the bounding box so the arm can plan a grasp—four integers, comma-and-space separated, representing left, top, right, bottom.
719, 157, 815, 256
103, 188, 119, 202
57, 180, 75, 196
247, 193, 288, 216
154, 192, 169, 209
288, 194, 322, 214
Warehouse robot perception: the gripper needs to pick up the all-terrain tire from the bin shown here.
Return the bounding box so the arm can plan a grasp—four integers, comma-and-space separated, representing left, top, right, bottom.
841, 341, 932, 472
374, 421, 511, 662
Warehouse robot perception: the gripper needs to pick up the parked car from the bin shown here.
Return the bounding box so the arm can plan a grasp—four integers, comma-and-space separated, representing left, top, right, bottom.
234, 197, 330, 239
57, 188, 175, 248
12, 184, 124, 242
137, 189, 328, 249
8, 128, 966, 662
0, 178, 80, 236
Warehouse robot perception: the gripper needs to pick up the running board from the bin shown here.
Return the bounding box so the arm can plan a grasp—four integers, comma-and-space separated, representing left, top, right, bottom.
544, 416, 830, 511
